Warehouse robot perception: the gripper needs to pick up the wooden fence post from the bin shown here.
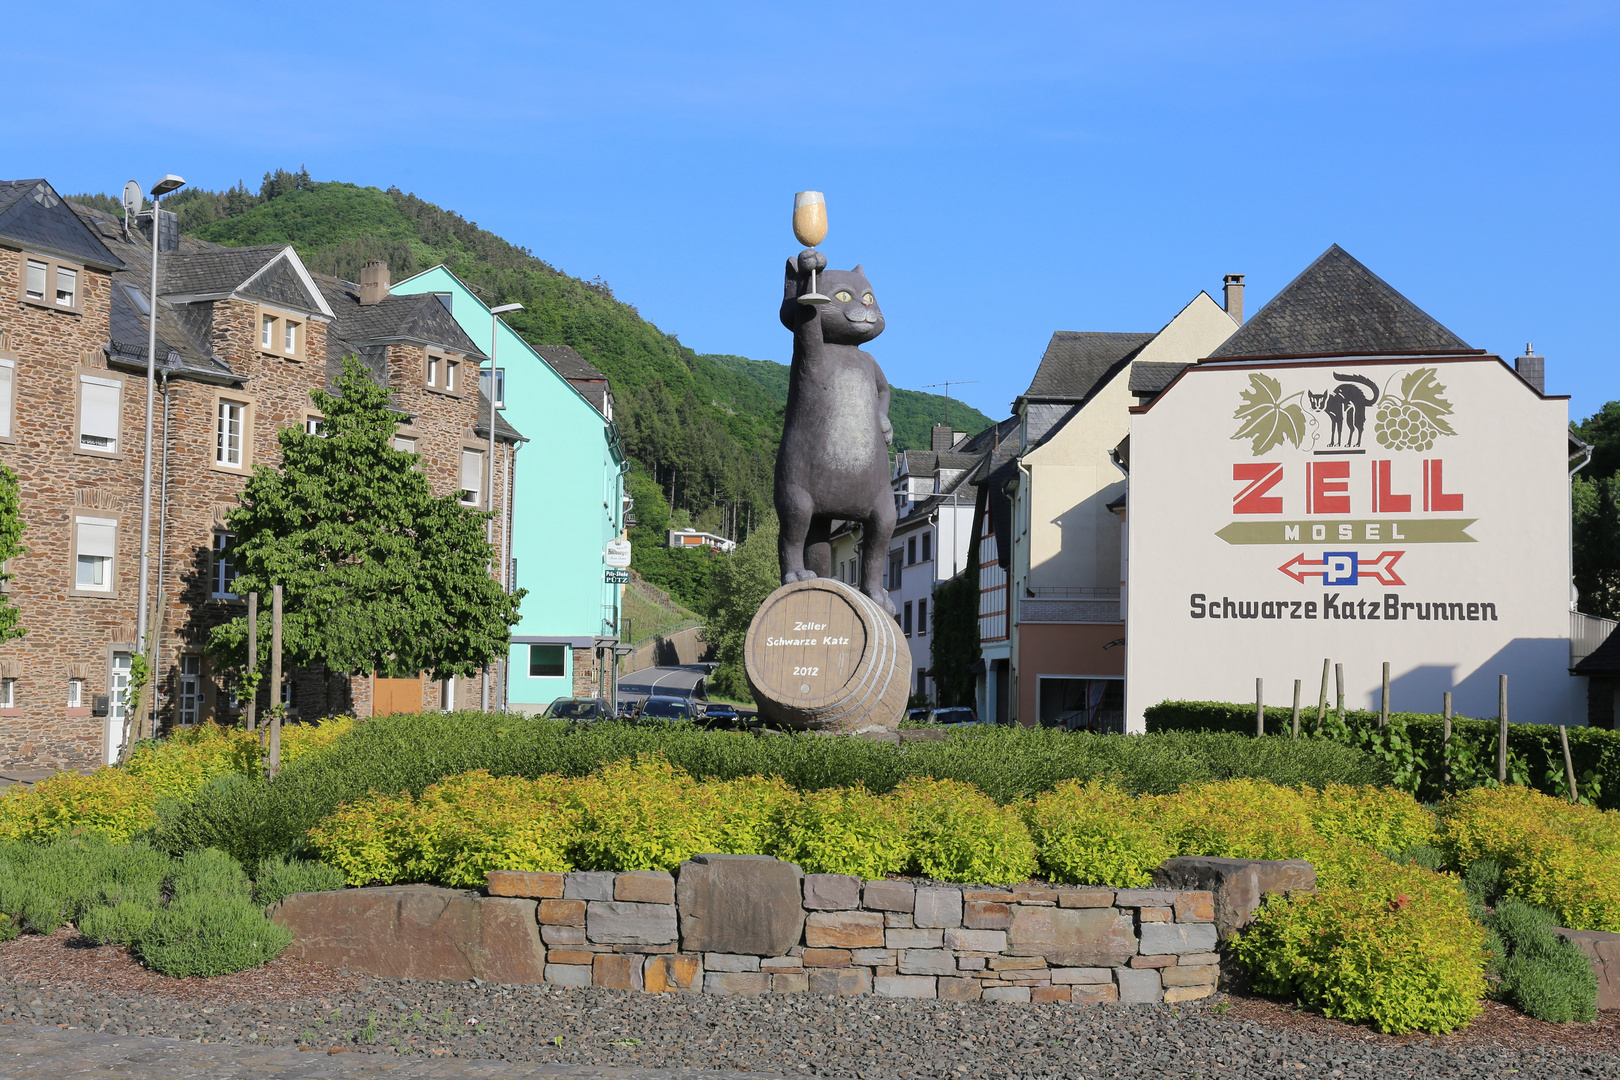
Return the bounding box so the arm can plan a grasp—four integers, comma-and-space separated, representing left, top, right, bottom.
1335, 663, 1345, 725
1316, 659, 1329, 734
1442, 691, 1453, 789
269, 584, 283, 780
1497, 674, 1508, 784
1291, 679, 1301, 739
245, 592, 258, 734
1560, 725, 1579, 804
1380, 662, 1390, 728
1255, 678, 1264, 736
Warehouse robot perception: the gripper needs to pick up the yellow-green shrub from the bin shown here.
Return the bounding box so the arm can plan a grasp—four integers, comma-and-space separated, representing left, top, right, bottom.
1436, 786, 1620, 932
567, 754, 730, 872
1023, 778, 1172, 887
1307, 783, 1436, 854
1235, 852, 1488, 1034
281, 715, 360, 765
772, 784, 907, 879
124, 722, 258, 801
307, 789, 419, 886
0, 769, 157, 843
893, 778, 1037, 885
710, 775, 800, 856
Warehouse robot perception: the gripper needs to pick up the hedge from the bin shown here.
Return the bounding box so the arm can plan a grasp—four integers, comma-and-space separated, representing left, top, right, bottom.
1145, 701, 1620, 808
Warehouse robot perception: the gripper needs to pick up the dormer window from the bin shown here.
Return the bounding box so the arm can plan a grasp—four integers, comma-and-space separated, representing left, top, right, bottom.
19, 254, 82, 314
261, 314, 275, 349
426, 354, 441, 388
425, 352, 460, 395
445, 359, 459, 393
257, 307, 306, 361
283, 319, 300, 355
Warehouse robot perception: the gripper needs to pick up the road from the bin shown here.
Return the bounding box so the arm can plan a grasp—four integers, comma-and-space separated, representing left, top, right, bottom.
615, 663, 710, 704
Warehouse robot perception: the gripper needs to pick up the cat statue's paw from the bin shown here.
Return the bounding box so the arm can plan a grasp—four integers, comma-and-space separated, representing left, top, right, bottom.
867, 588, 898, 617
783, 569, 818, 584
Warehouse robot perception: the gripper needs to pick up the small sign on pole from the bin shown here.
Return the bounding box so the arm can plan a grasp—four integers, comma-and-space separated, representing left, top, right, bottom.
605, 539, 632, 568
605, 569, 631, 584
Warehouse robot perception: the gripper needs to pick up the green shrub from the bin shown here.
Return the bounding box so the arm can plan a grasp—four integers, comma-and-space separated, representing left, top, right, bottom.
0, 836, 168, 933
1486, 898, 1598, 1023
1024, 779, 1174, 887
568, 755, 721, 872
773, 785, 907, 878
137, 894, 292, 977
78, 901, 157, 946
168, 847, 252, 903
252, 855, 346, 907
893, 777, 1037, 885
0, 768, 158, 843
1235, 852, 1488, 1034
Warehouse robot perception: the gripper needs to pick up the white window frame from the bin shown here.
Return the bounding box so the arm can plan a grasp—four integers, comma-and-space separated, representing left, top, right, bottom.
67, 678, 83, 708
19, 252, 83, 314
426, 353, 441, 388
211, 532, 237, 599
440, 676, 456, 712
178, 656, 202, 726
78, 374, 123, 455
445, 359, 459, 393
0, 355, 15, 441
459, 449, 484, 506
216, 399, 246, 467
0, 678, 14, 708
73, 515, 117, 595
392, 435, 416, 455
283, 319, 300, 355
480, 367, 505, 408
261, 313, 275, 350
304, 414, 325, 436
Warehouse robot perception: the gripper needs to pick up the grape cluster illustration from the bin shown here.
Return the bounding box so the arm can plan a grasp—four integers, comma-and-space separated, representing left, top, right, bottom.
1373, 368, 1456, 451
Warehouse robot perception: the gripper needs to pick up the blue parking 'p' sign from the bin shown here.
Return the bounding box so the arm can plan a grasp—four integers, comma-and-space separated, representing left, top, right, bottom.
1323, 551, 1358, 585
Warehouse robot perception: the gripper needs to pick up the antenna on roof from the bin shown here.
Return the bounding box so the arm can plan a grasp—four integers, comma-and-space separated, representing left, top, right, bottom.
921, 381, 979, 430
120, 181, 142, 241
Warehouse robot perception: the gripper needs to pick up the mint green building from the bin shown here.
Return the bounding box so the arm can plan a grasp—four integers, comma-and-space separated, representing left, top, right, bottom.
392, 267, 626, 712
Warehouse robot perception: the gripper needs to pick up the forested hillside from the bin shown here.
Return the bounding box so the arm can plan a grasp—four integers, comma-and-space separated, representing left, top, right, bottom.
74, 170, 988, 542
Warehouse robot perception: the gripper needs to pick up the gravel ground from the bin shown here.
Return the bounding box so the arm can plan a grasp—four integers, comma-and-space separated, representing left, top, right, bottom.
3, 932, 1617, 1079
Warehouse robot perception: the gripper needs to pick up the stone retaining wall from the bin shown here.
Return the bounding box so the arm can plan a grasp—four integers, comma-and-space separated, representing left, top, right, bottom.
275, 854, 1299, 1004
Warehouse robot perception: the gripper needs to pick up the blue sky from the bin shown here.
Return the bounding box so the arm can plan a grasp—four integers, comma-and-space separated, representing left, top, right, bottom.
8, 2, 1618, 423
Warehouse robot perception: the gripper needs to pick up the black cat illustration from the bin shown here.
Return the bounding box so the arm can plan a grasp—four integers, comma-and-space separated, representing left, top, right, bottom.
1307, 373, 1380, 448
775, 251, 898, 614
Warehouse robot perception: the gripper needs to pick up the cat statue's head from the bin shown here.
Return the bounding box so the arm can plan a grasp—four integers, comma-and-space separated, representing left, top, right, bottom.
1307, 389, 1328, 411
780, 261, 885, 346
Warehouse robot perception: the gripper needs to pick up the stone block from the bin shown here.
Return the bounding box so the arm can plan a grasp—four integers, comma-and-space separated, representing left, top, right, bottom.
862, 880, 915, 912
1129, 954, 1176, 969
898, 949, 956, 976
1031, 984, 1070, 1003
761, 956, 804, 971
801, 948, 852, 967
875, 975, 937, 998
1115, 967, 1162, 1003
963, 889, 1016, 903
1153, 857, 1315, 942
982, 985, 1030, 1003
851, 948, 894, 966
964, 901, 1011, 929
914, 887, 963, 928
587, 901, 678, 945
546, 964, 593, 987
808, 967, 872, 996
1012, 887, 1059, 904
956, 955, 986, 970
547, 948, 600, 965
704, 972, 771, 996
486, 870, 564, 899
704, 953, 761, 972
1051, 967, 1112, 984
272, 886, 546, 984
1071, 983, 1119, 1004
988, 954, 1047, 970
1058, 890, 1114, 909
773, 972, 809, 993
1138, 907, 1173, 922
806, 911, 885, 949
1007, 906, 1136, 967
1139, 922, 1219, 956
884, 912, 914, 928
937, 976, 981, 1000
541, 925, 586, 946
1553, 927, 1620, 1010
1163, 984, 1217, 1003
943, 928, 1007, 953
539, 899, 587, 926
1161, 964, 1219, 987
592, 953, 643, 990
612, 942, 675, 954
885, 928, 943, 950
1113, 889, 1175, 908
614, 871, 676, 905
564, 871, 617, 901
1179, 952, 1220, 967
643, 953, 703, 994
676, 854, 805, 956
1173, 891, 1216, 923
803, 874, 862, 910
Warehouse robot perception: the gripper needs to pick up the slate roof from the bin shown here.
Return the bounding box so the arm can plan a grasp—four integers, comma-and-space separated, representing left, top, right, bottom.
0, 179, 124, 270
320, 279, 485, 360
1024, 331, 1156, 401
1208, 245, 1473, 359
473, 390, 525, 444
1129, 360, 1187, 395
537, 343, 607, 381
161, 246, 284, 297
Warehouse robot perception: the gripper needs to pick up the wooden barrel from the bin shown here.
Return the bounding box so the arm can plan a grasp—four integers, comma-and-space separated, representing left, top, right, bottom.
743, 578, 909, 731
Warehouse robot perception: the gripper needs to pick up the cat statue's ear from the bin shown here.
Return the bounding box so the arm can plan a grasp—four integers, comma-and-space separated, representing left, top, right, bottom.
783, 257, 801, 303
852, 264, 863, 276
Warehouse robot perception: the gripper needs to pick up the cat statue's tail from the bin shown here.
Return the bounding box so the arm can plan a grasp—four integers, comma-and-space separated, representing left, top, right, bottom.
1334, 371, 1380, 405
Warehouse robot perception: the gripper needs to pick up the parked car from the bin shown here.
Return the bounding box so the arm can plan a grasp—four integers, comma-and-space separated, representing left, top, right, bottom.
638, 695, 695, 721
699, 701, 740, 728
544, 697, 614, 721
925, 706, 989, 727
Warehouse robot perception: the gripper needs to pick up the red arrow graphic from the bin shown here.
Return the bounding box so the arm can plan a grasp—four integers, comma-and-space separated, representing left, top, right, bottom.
1276, 551, 1406, 586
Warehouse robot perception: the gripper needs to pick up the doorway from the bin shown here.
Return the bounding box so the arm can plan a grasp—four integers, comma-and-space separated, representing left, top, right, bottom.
104, 652, 132, 764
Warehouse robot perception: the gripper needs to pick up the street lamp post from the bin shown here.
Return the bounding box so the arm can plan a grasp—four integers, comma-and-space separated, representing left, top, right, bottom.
134, 174, 184, 749
483, 303, 522, 713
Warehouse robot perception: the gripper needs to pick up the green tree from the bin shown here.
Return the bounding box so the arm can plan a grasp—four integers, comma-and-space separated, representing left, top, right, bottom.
702, 519, 780, 701
0, 464, 25, 644
208, 357, 523, 681
1574, 473, 1620, 618
929, 569, 980, 708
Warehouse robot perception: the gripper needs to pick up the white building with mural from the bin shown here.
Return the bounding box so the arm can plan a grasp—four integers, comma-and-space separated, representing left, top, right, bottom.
1124, 246, 1581, 730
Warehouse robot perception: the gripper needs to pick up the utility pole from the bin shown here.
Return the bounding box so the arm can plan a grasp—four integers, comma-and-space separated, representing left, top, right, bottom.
921, 381, 980, 432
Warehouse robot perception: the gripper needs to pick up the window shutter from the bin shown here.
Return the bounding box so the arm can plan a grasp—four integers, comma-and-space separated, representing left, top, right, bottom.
80, 377, 121, 444
76, 517, 117, 559
460, 450, 482, 495
0, 361, 13, 438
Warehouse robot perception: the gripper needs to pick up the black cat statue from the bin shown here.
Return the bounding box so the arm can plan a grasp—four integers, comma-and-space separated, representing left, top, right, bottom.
774, 249, 898, 616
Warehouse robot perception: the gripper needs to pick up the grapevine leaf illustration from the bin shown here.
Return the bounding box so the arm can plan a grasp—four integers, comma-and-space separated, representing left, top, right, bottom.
1231, 373, 1308, 455
1399, 367, 1456, 435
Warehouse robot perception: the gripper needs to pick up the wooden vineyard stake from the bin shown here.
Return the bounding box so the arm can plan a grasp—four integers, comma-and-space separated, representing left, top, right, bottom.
1291, 679, 1301, 739
1380, 662, 1390, 728
1315, 659, 1330, 734
1442, 692, 1453, 788
1498, 674, 1508, 784
1255, 678, 1264, 736
269, 584, 283, 780
1560, 725, 1579, 804
1335, 663, 1345, 725
245, 591, 258, 734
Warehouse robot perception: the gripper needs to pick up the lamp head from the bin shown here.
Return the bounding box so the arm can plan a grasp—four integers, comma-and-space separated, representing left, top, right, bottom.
491, 303, 523, 315
149, 175, 185, 198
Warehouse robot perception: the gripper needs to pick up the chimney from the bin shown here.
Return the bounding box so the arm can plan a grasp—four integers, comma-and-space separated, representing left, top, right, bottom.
1516, 343, 1545, 395
1223, 274, 1245, 325
931, 424, 954, 452
360, 260, 390, 306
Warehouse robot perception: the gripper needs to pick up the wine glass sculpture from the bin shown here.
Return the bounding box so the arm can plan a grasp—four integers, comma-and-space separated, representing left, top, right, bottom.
793, 191, 830, 306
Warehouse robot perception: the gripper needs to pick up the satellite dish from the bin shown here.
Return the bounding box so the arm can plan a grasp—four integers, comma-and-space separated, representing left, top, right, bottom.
121, 180, 142, 221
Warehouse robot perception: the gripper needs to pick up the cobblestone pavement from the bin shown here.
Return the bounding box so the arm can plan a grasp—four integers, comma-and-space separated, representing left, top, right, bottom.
0, 1024, 783, 1080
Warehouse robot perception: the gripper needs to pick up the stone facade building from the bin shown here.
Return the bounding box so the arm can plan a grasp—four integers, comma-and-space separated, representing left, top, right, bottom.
0, 178, 520, 769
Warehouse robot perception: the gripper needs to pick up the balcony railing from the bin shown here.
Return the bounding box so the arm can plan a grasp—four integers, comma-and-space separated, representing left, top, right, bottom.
1025, 586, 1121, 599
1571, 611, 1617, 667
